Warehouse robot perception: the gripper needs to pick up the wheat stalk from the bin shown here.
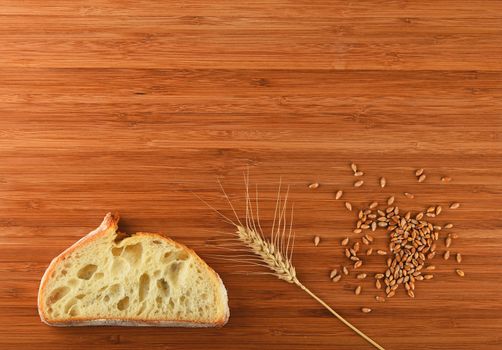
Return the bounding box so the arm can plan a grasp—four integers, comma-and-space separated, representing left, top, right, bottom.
198, 174, 385, 350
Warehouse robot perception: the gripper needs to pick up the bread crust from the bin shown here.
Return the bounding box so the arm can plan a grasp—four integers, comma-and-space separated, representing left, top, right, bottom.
38, 213, 229, 327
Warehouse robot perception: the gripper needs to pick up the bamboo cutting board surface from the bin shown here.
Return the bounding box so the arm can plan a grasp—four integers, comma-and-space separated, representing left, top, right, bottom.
1, 1, 502, 349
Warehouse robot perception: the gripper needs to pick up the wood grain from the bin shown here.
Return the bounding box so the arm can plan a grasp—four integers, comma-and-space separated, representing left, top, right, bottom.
0, 1, 501, 349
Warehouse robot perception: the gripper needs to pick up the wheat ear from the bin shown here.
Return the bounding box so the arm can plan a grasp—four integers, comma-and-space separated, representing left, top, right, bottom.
202, 175, 385, 350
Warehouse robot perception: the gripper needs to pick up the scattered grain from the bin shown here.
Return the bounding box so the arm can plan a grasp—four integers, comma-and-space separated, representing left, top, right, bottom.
441, 176, 452, 183
361, 307, 372, 313
308, 182, 320, 189
415, 168, 424, 176
404, 192, 415, 199
369, 201, 378, 209
354, 180, 364, 187
341, 237, 349, 246
449, 202, 461, 209
357, 273, 367, 280
456, 253, 462, 263
435, 206, 442, 215
443, 251, 450, 260
377, 250, 388, 255
456, 269, 465, 277
342, 266, 349, 275
354, 171, 364, 177
345, 202, 353, 211
387, 196, 395, 205
380, 177, 387, 188
445, 237, 452, 248
366, 248, 373, 256
444, 223, 453, 229
350, 163, 358, 173
335, 190, 343, 200
354, 260, 363, 269
332, 275, 342, 282
314, 236, 320, 247
418, 174, 426, 183
375, 279, 382, 289
375, 296, 385, 302
355, 285, 362, 295
330, 269, 338, 279
424, 274, 434, 280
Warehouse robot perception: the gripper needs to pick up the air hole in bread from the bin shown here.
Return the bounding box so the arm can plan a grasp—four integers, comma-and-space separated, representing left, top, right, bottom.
156, 278, 170, 297
139, 273, 150, 302
75, 293, 86, 299
156, 296, 162, 305
94, 272, 104, 280
77, 264, 98, 280
47, 286, 70, 305
61, 269, 68, 276
111, 247, 123, 256
162, 251, 175, 264
122, 243, 143, 264
108, 284, 122, 297
153, 270, 161, 278
177, 251, 189, 261
68, 278, 79, 287
104, 295, 110, 302
152, 240, 161, 245
117, 296, 129, 311
137, 303, 146, 315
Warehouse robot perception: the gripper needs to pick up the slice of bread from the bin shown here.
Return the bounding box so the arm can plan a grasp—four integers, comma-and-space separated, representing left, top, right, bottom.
38, 213, 229, 327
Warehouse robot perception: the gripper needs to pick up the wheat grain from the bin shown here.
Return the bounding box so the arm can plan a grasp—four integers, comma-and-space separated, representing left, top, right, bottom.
418, 174, 426, 183
335, 190, 343, 200
415, 168, 424, 176
330, 269, 338, 279
355, 171, 364, 177
355, 285, 362, 295
456, 253, 462, 263
380, 177, 387, 188
351, 163, 358, 173
449, 202, 461, 209
456, 269, 465, 277
341, 237, 349, 246
361, 307, 372, 313
309, 182, 320, 189
354, 180, 364, 187
332, 275, 342, 282
314, 236, 321, 246
345, 202, 353, 211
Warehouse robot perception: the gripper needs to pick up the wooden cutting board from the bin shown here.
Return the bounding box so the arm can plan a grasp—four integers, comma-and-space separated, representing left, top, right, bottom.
1, 1, 501, 349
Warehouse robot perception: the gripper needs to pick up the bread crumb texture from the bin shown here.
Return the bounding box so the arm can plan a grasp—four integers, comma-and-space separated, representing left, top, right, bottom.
42, 227, 225, 324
